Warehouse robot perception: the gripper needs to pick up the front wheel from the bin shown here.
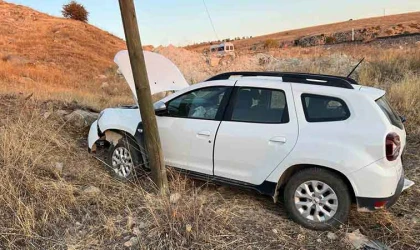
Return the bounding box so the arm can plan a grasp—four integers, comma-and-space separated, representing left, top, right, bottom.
106, 135, 145, 180
283, 168, 351, 230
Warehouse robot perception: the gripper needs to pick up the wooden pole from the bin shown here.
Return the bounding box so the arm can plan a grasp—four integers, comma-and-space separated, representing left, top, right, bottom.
118, 0, 168, 194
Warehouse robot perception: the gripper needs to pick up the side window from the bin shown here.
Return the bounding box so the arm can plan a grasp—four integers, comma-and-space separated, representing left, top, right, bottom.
301, 94, 350, 122
231, 87, 289, 123
167, 87, 228, 120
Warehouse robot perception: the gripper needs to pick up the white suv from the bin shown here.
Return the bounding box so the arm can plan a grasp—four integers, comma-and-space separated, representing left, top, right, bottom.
88, 52, 410, 230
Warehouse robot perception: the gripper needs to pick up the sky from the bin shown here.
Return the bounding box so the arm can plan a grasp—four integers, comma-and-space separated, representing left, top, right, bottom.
8, 0, 420, 46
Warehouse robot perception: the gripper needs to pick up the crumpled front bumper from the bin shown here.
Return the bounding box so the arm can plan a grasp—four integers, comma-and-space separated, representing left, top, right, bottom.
88, 120, 100, 152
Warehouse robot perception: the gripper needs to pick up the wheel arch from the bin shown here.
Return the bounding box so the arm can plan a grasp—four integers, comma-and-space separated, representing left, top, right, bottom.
101, 128, 148, 168
273, 164, 356, 203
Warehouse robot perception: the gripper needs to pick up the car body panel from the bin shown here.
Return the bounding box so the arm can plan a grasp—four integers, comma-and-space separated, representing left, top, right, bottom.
114, 50, 189, 102
88, 120, 100, 150
214, 78, 299, 185
97, 108, 141, 136
157, 80, 235, 173
265, 83, 405, 197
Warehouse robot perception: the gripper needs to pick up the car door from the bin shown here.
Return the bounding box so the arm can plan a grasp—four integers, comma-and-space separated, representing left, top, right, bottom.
157, 80, 234, 175
213, 78, 298, 185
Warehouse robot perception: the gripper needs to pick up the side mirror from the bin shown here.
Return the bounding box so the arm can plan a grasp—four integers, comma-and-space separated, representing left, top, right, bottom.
154, 101, 168, 116
400, 115, 406, 123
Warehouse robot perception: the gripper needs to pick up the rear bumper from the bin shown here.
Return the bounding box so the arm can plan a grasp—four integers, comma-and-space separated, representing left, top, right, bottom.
356, 168, 405, 211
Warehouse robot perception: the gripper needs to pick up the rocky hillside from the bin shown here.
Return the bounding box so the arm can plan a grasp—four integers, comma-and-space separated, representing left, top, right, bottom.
186, 12, 420, 52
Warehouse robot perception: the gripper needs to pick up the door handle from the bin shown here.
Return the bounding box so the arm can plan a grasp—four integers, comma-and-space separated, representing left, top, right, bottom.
197, 131, 211, 137
269, 136, 287, 143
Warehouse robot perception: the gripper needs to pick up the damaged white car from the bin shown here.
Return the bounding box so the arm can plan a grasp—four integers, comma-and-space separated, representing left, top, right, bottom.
88, 50, 413, 230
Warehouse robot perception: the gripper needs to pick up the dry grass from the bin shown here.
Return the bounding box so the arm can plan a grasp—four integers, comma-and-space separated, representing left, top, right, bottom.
0, 1, 420, 249
0, 1, 134, 111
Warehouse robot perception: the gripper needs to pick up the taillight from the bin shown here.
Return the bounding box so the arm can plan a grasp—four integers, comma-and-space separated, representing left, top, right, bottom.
386, 133, 401, 161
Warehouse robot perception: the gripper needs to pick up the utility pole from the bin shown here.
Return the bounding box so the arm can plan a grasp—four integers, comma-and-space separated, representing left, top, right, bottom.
118, 0, 168, 195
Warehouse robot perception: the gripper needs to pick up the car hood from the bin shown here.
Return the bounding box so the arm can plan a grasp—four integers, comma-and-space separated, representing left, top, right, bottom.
114, 50, 189, 103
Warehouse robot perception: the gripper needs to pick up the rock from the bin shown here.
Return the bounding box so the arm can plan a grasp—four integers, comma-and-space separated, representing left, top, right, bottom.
272, 229, 278, 234
133, 227, 141, 236
21, 76, 34, 82
56, 110, 70, 116
43, 111, 52, 119
316, 239, 322, 243
98, 74, 107, 79
101, 82, 109, 89
123, 237, 139, 248
327, 232, 337, 240
297, 234, 305, 241
83, 186, 101, 195
1, 54, 31, 64
138, 222, 147, 229
169, 192, 181, 204
64, 110, 98, 128
345, 229, 389, 250
55, 162, 63, 174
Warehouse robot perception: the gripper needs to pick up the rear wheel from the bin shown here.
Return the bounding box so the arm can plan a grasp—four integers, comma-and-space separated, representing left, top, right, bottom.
106, 135, 144, 180
284, 168, 351, 230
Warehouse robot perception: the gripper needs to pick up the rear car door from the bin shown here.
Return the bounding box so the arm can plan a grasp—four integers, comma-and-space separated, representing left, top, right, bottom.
157, 80, 234, 175
213, 78, 298, 184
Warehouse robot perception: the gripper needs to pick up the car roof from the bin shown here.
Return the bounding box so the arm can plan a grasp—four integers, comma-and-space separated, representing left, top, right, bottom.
206, 71, 358, 89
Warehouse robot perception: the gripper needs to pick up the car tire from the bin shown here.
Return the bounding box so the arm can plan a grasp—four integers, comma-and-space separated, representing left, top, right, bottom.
106, 134, 145, 180
283, 168, 351, 230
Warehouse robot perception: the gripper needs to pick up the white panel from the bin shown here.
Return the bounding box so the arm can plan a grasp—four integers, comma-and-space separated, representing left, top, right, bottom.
114, 50, 189, 102
214, 78, 298, 185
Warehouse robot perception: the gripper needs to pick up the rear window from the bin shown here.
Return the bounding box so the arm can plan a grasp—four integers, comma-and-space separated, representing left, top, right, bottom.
376, 96, 403, 129
301, 94, 350, 122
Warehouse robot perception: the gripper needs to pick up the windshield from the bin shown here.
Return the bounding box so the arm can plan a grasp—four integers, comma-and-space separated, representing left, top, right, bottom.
375, 96, 403, 130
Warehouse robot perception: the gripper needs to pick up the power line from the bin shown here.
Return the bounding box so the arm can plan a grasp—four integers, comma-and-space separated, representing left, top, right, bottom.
202, 0, 219, 41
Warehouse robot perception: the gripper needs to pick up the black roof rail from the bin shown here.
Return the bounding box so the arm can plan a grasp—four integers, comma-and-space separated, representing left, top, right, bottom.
205, 71, 358, 89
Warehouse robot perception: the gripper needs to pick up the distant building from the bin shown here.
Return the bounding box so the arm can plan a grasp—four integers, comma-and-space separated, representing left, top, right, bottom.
209, 42, 235, 56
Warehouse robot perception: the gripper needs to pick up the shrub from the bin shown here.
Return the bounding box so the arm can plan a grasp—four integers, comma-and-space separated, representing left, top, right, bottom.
62, 1, 89, 22
264, 39, 278, 49
325, 36, 336, 44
